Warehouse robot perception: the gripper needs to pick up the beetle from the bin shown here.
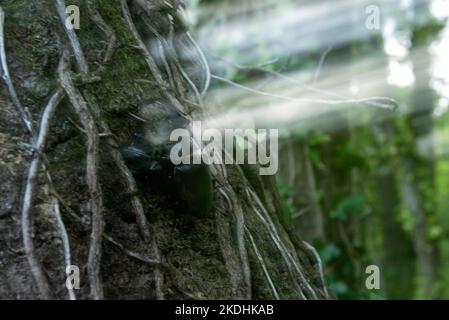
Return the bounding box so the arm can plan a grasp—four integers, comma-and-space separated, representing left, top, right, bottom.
121, 99, 214, 217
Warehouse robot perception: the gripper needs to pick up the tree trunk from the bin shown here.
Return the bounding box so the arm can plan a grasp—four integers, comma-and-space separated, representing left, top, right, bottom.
0, 0, 327, 300
371, 121, 416, 299
398, 0, 439, 298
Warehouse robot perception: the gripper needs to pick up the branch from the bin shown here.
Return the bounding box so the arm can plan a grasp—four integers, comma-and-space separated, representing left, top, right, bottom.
302, 240, 329, 297
178, 7, 211, 97
3, 16, 73, 296
214, 178, 251, 298
246, 187, 316, 299
313, 45, 332, 83
54, 0, 89, 74
245, 226, 280, 299
211, 74, 398, 110
139, 17, 176, 93
210, 55, 398, 110
83, 92, 151, 241
0, 7, 33, 133
184, 30, 210, 97
51, 195, 76, 300
58, 50, 104, 299
104, 235, 161, 266
166, 16, 203, 106
83, 79, 166, 300
42, 160, 77, 300
142, 15, 202, 107
120, 0, 188, 116
42, 148, 77, 301
21, 88, 65, 299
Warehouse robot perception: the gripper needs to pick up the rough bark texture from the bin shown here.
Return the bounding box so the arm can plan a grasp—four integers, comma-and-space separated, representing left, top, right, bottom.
0, 0, 327, 300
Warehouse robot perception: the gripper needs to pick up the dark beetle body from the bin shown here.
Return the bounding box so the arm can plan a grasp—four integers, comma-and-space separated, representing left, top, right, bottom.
174, 162, 213, 217
121, 99, 214, 217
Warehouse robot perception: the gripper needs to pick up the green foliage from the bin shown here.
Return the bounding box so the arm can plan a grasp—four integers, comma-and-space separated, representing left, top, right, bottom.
334, 144, 366, 171
307, 131, 331, 146
331, 195, 365, 221
276, 176, 296, 222
276, 176, 294, 199
329, 280, 349, 296
319, 243, 342, 264
412, 20, 446, 46
191, 0, 449, 300
367, 292, 386, 300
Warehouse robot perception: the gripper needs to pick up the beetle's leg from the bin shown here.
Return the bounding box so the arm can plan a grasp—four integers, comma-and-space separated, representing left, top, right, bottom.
121, 145, 162, 174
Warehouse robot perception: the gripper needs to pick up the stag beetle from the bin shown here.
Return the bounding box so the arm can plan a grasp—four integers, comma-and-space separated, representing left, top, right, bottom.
121, 99, 213, 217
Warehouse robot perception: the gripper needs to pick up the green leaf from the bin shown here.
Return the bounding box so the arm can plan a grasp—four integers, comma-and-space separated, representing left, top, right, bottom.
320, 244, 341, 263
308, 131, 331, 146
331, 195, 365, 220
276, 177, 294, 199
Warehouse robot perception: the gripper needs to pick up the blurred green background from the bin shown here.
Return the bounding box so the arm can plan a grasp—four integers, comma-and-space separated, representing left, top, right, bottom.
186, 0, 449, 299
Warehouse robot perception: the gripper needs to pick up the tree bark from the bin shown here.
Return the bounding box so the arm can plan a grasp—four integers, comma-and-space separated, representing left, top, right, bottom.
0, 0, 327, 300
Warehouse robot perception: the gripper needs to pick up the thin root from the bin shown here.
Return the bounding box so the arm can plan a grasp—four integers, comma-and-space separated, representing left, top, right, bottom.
58, 50, 104, 299
21, 88, 65, 299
